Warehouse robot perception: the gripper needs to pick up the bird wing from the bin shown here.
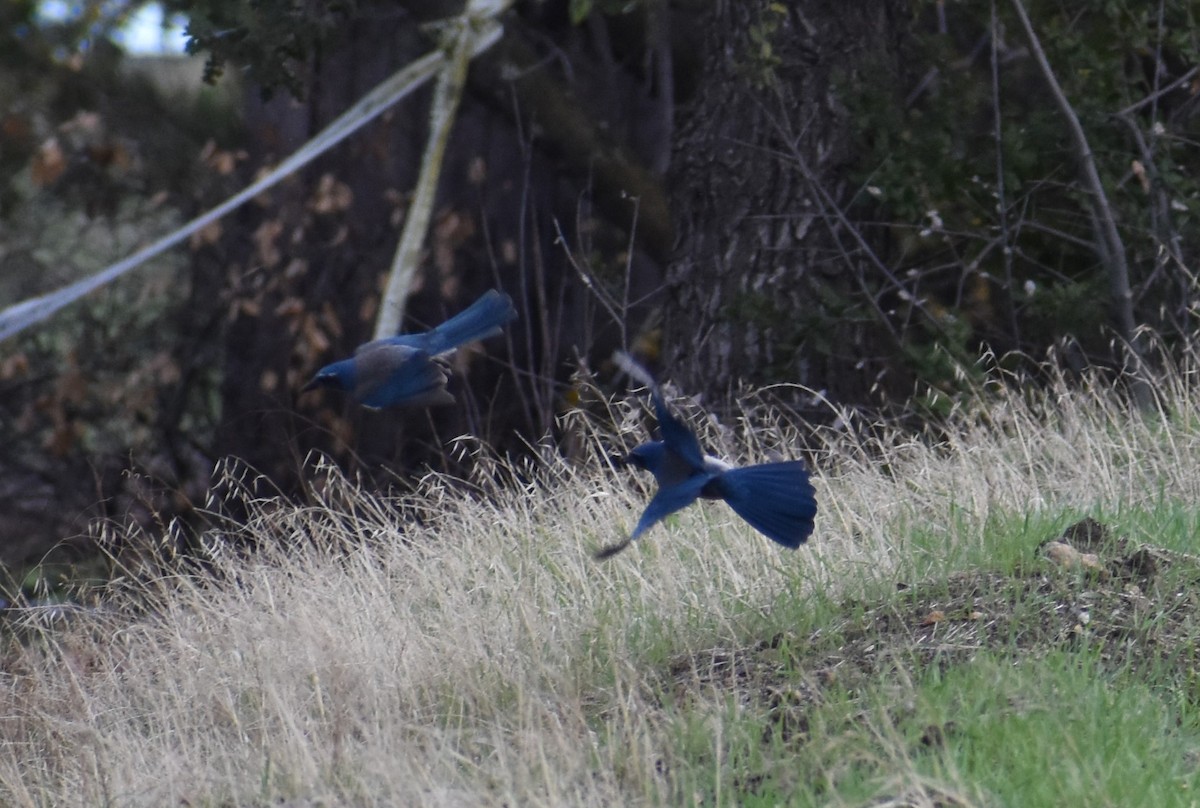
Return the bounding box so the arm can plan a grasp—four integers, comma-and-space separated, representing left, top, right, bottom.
651, 389, 706, 471
381, 289, 517, 356
654, 442, 704, 488
613, 351, 706, 471
352, 344, 455, 409
711, 461, 817, 548
629, 473, 711, 541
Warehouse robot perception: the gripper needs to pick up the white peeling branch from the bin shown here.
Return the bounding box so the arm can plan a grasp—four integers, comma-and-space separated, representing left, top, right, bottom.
374, 1, 513, 339
0, 13, 505, 345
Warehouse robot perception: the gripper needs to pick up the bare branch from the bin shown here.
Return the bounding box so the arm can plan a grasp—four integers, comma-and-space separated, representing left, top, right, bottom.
1115, 65, 1199, 119
376, 10, 491, 339
990, 0, 1019, 343
1008, 0, 1152, 406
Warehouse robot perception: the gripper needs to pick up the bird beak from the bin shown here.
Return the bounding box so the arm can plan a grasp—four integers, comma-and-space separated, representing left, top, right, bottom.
300, 376, 321, 393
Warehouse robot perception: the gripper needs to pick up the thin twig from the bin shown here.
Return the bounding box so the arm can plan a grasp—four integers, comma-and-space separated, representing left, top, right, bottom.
990, 1, 1019, 344
1112, 113, 1185, 307
1114, 65, 1199, 119
1008, 0, 1152, 406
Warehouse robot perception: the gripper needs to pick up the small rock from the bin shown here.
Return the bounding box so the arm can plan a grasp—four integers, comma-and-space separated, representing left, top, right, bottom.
1042, 540, 1106, 576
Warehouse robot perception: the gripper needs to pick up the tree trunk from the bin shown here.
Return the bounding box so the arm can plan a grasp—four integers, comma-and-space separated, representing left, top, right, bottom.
665, 1, 911, 411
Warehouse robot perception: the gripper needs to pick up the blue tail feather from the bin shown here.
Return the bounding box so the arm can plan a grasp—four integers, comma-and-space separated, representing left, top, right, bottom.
714, 461, 817, 548
389, 290, 517, 356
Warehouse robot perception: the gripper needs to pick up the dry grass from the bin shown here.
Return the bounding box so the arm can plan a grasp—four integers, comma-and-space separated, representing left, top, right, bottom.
4, 360, 1200, 806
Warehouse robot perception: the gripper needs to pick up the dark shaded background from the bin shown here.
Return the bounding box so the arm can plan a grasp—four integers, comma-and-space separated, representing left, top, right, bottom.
1, 0, 1197, 579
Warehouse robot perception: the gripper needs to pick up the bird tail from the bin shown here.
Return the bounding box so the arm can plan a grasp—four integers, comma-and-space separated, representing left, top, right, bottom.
422, 290, 517, 356
714, 461, 817, 548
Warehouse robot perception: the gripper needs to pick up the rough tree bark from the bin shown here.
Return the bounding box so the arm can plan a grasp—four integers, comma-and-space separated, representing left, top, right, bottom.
664, 1, 911, 410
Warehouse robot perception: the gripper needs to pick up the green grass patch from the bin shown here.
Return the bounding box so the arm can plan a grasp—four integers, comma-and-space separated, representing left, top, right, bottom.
745, 649, 1200, 806
626, 504, 1200, 806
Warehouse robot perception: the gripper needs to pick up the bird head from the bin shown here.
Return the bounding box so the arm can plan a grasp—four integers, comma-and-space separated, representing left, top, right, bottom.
302, 359, 356, 393
625, 441, 666, 471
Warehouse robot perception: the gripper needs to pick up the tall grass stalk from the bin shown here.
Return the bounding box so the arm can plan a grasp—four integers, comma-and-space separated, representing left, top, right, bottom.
4, 356, 1200, 805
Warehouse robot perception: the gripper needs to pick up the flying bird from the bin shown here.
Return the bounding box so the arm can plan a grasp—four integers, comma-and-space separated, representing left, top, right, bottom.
596, 352, 817, 559
302, 289, 517, 409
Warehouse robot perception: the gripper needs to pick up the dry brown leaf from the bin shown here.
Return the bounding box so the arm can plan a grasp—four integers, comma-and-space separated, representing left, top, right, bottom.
190, 220, 223, 250
274, 297, 305, 318
56, 353, 87, 406
60, 110, 102, 135
284, 258, 308, 280
31, 138, 66, 187
1131, 159, 1150, 193
203, 143, 240, 176
253, 164, 277, 207
920, 610, 945, 627
0, 353, 29, 380
149, 351, 181, 385
254, 219, 285, 268
44, 420, 81, 457
1, 113, 31, 144
236, 299, 262, 318
301, 317, 331, 356
432, 209, 476, 276
468, 156, 487, 185
320, 302, 344, 340
359, 294, 378, 323
309, 173, 353, 214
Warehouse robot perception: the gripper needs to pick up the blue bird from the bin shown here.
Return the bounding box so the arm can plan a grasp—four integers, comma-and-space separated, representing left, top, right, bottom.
302, 289, 517, 409
596, 352, 817, 559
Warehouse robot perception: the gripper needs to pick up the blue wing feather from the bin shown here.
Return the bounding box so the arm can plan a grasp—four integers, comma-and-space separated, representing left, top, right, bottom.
650, 389, 706, 472
614, 351, 706, 471
383, 290, 517, 356
630, 474, 711, 541
354, 345, 454, 409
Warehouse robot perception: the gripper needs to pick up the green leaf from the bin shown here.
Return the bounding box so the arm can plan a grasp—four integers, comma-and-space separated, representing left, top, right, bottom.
569, 0, 593, 26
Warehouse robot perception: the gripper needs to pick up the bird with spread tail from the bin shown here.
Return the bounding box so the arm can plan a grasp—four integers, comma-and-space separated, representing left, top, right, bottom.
302, 289, 517, 409
596, 352, 817, 559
